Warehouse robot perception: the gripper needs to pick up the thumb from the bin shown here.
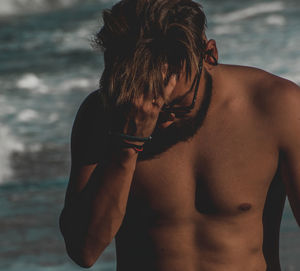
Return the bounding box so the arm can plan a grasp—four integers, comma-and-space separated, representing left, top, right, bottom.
163, 74, 177, 101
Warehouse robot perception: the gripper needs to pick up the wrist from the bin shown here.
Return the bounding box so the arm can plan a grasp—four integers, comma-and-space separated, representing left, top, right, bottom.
122, 139, 144, 146
108, 132, 146, 154
110, 147, 139, 167
108, 131, 152, 143
109, 139, 140, 156
117, 140, 144, 153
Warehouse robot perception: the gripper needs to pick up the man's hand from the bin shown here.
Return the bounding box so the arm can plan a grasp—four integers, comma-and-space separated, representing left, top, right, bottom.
111, 74, 177, 139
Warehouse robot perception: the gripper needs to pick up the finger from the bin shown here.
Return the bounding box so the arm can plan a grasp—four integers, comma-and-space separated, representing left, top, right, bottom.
162, 63, 168, 80
163, 74, 177, 100
133, 95, 145, 108
150, 96, 164, 109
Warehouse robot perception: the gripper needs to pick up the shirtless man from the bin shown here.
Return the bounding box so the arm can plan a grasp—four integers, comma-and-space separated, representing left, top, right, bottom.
59, 0, 300, 270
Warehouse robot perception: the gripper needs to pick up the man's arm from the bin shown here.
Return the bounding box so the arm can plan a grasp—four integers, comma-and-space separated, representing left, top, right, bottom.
59, 72, 176, 267
270, 79, 300, 226
59, 90, 139, 268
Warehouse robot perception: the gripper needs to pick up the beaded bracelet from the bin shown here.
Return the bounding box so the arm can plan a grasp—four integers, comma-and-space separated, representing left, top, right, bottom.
109, 131, 152, 142
120, 141, 144, 153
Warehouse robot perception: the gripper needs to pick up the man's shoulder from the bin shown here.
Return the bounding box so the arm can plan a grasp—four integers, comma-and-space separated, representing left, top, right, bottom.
224, 64, 300, 114
222, 64, 300, 148
76, 89, 106, 116
234, 65, 300, 149
223, 64, 292, 89
246, 67, 300, 118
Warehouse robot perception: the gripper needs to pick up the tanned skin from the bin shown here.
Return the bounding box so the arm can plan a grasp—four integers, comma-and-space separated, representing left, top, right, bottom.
59, 39, 300, 271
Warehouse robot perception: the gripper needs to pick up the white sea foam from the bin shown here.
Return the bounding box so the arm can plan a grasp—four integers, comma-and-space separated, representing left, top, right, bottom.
213, 2, 284, 24
0, 0, 116, 16
16, 73, 48, 94
0, 0, 79, 16
48, 113, 60, 123
17, 73, 40, 89
0, 127, 24, 184
16, 73, 96, 95
17, 109, 39, 123
212, 25, 242, 35
265, 15, 286, 26
54, 24, 95, 52
59, 78, 92, 91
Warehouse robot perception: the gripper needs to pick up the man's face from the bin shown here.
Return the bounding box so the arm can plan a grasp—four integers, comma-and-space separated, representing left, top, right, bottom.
139, 69, 213, 161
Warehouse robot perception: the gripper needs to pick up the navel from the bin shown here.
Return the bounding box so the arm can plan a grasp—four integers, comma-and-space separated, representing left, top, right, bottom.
238, 203, 252, 211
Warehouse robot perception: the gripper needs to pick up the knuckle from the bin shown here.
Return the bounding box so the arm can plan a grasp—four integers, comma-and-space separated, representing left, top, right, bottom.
143, 104, 150, 112
149, 111, 156, 118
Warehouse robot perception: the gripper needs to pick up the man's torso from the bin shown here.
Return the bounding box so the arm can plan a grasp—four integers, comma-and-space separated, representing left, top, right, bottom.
114, 65, 286, 271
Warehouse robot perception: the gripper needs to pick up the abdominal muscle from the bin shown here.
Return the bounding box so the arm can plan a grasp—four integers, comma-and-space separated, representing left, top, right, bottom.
115, 209, 268, 271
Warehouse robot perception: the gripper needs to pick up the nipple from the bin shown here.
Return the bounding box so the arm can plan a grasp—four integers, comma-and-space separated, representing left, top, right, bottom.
238, 203, 252, 211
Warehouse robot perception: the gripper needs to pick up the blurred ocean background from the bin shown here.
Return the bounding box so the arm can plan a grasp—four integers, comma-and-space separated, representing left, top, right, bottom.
0, 0, 299, 270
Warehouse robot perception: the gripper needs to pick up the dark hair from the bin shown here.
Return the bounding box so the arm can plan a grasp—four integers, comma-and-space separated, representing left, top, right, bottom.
94, 0, 207, 106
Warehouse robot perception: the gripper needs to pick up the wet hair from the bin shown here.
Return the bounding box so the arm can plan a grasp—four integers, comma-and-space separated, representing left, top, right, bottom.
93, 0, 207, 106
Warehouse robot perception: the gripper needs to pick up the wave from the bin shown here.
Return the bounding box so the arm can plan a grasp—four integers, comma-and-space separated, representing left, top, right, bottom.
213, 2, 284, 24
16, 73, 49, 94
265, 15, 286, 26
16, 73, 96, 94
17, 109, 39, 123
0, 0, 115, 16
0, 0, 79, 16
0, 126, 24, 184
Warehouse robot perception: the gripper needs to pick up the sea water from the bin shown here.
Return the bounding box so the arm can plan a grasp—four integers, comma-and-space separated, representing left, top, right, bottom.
0, 0, 299, 270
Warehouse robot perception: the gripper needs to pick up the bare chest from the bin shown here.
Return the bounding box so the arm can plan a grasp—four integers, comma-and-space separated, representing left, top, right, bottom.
128, 102, 279, 221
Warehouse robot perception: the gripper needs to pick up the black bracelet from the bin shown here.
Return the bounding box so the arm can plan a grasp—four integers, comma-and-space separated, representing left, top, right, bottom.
120, 141, 144, 153
109, 131, 152, 142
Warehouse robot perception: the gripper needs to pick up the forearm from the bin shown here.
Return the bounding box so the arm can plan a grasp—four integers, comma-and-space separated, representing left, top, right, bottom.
59, 148, 138, 266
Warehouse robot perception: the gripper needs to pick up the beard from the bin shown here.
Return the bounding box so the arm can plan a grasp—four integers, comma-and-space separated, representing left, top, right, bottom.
138, 70, 213, 161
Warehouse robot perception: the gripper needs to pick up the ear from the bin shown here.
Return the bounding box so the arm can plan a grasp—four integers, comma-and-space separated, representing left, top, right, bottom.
204, 39, 218, 69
